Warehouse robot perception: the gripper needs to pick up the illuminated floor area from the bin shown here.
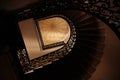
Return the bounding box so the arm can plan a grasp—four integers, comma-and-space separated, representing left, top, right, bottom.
18, 17, 70, 60
38, 17, 70, 46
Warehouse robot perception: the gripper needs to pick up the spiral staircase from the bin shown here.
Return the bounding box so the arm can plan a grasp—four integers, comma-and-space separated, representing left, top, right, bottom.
0, 0, 120, 80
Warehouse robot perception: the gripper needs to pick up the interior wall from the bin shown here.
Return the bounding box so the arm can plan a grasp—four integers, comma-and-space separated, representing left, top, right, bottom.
90, 20, 120, 80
